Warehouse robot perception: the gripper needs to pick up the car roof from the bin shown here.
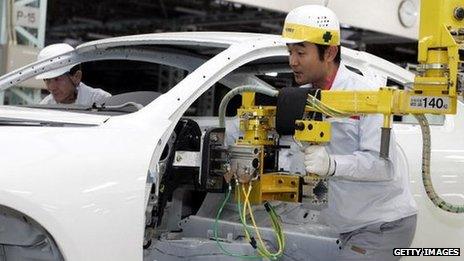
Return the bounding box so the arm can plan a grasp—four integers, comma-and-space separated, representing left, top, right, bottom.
77, 32, 281, 51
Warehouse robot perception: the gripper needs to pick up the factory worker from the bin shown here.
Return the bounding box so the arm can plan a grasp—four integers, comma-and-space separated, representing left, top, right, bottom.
281, 5, 418, 260
36, 43, 111, 106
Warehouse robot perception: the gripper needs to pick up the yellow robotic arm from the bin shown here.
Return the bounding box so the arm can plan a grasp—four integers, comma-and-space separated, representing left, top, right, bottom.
296, 0, 464, 213
222, 0, 464, 215
315, 0, 462, 115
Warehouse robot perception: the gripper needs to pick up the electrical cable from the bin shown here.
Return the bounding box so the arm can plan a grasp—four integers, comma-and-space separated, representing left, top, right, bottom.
239, 183, 268, 257
241, 183, 285, 259
415, 114, 464, 213
306, 94, 351, 118
241, 184, 267, 256
213, 181, 285, 260
213, 183, 262, 259
238, 182, 284, 260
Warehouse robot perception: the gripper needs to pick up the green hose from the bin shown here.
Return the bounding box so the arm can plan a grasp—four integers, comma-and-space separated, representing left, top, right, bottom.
218, 85, 278, 128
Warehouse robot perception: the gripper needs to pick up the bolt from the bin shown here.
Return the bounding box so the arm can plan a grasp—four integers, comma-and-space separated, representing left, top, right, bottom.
295, 122, 305, 131
176, 155, 182, 162
454, 7, 464, 20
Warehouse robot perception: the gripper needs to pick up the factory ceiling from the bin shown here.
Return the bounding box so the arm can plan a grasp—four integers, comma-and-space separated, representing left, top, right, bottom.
46, 0, 416, 61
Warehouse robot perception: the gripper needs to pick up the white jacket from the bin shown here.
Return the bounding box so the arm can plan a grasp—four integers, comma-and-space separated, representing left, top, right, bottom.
284, 62, 417, 233
40, 82, 111, 106
228, 62, 418, 233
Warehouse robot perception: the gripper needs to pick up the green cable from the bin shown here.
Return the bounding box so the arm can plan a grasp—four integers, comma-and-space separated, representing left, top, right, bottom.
239, 186, 285, 260
240, 186, 273, 259
236, 184, 268, 258
214, 183, 286, 260
268, 204, 285, 250
259, 202, 285, 259
214, 184, 262, 259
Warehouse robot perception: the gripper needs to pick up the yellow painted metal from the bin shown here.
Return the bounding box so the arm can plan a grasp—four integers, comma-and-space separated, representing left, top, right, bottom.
309, 0, 462, 126
418, 0, 464, 59
242, 92, 256, 108
237, 106, 276, 145
318, 90, 381, 114
417, 0, 463, 97
294, 120, 331, 142
316, 87, 456, 116
236, 174, 300, 204
237, 92, 276, 145
309, 0, 460, 120
413, 76, 448, 92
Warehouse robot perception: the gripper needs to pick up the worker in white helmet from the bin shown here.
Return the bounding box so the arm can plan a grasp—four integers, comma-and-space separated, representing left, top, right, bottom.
36, 43, 111, 106
282, 5, 417, 260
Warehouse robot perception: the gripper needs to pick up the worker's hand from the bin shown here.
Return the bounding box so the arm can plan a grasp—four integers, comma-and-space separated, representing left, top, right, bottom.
303, 145, 336, 177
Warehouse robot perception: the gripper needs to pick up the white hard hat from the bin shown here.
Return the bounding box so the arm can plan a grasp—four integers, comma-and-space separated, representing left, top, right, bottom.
282, 5, 340, 45
35, 43, 79, 80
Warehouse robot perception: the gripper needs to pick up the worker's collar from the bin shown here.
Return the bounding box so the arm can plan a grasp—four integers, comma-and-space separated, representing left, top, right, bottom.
323, 64, 338, 90
327, 61, 350, 91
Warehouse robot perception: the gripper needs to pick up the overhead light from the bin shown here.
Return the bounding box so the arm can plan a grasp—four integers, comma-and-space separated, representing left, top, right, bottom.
72, 17, 103, 26
174, 7, 207, 16
86, 33, 112, 39
261, 22, 281, 31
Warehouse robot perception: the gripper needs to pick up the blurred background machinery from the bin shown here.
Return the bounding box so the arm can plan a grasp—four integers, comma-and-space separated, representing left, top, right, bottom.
1, 0, 419, 109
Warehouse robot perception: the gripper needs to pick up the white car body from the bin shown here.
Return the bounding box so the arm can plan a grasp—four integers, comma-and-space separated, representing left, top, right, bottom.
0, 32, 462, 260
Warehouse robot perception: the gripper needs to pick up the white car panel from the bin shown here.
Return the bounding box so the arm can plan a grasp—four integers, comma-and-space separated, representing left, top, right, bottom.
0, 32, 462, 260
0, 106, 109, 125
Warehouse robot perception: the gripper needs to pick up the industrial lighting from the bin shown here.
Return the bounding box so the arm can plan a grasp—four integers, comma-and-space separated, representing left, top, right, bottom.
174, 7, 207, 16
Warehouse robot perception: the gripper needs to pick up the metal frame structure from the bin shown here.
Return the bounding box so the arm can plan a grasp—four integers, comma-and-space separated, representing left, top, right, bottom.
1, 0, 47, 105
11, 0, 47, 48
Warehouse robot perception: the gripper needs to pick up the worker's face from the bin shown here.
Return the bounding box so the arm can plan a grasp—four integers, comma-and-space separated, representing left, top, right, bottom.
43, 71, 81, 104
287, 42, 327, 86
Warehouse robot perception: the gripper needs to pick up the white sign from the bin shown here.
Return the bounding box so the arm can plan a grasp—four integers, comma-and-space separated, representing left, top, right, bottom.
409, 96, 450, 110
14, 6, 40, 29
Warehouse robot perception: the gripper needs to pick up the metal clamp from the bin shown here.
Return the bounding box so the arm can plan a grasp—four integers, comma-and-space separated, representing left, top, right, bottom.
417, 63, 448, 71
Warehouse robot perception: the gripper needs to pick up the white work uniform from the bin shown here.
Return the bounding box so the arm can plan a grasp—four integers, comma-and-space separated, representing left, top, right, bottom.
321, 63, 417, 233
281, 62, 417, 233
40, 82, 111, 106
